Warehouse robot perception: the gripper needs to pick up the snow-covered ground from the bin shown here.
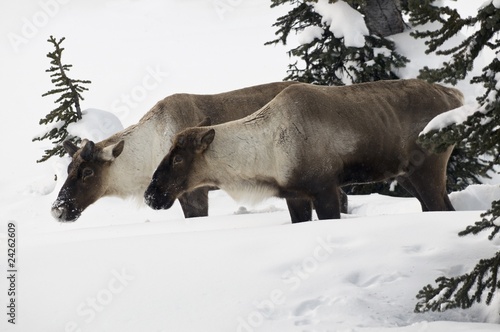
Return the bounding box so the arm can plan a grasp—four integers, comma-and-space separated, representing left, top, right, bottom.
0, 1, 499, 331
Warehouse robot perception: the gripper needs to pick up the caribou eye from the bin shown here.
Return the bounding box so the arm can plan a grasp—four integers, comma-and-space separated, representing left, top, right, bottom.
82, 168, 94, 180
173, 155, 183, 165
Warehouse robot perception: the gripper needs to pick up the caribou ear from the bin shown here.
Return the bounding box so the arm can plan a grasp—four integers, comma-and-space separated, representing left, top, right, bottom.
63, 140, 79, 157
80, 139, 95, 161
195, 128, 215, 153
98, 140, 125, 162
197, 117, 211, 127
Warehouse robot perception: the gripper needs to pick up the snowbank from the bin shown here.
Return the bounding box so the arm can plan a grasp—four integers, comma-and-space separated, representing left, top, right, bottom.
67, 108, 124, 142
8, 210, 500, 332
450, 184, 500, 211
23, 109, 124, 197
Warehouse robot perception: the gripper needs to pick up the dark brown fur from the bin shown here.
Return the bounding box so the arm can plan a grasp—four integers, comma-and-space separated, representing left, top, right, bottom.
145, 79, 462, 223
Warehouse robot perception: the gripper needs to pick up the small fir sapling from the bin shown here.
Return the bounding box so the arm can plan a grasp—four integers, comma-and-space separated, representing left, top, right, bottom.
33, 36, 91, 163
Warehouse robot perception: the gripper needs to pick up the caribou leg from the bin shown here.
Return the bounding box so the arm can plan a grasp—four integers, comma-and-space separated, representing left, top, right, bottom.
286, 187, 347, 223
286, 198, 313, 223
396, 176, 429, 211
178, 187, 209, 218
402, 151, 455, 212
312, 186, 342, 220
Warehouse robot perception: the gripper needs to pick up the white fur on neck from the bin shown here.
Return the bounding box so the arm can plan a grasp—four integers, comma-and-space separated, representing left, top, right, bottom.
201, 120, 290, 205
105, 119, 177, 200
222, 181, 278, 206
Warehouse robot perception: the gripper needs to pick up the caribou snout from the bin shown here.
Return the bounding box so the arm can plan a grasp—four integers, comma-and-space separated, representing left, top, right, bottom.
51, 200, 80, 222
144, 181, 176, 210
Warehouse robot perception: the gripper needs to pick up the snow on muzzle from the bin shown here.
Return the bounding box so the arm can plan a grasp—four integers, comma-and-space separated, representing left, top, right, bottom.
144, 181, 176, 210
51, 199, 81, 222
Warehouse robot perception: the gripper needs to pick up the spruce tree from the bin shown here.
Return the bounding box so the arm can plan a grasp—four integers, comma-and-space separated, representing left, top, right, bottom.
266, 0, 409, 85
411, 1, 500, 314
412, 0, 498, 192
33, 36, 91, 163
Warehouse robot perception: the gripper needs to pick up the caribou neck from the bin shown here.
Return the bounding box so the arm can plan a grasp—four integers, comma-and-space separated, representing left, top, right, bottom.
105, 119, 177, 200
203, 119, 281, 204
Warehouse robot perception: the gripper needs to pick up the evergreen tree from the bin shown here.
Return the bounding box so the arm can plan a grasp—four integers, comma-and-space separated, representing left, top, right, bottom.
410, 0, 500, 314
33, 36, 91, 163
412, 0, 499, 192
266, 0, 409, 85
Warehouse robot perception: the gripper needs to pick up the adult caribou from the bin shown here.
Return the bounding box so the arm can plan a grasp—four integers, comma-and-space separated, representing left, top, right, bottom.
145, 79, 463, 223
51, 81, 300, 222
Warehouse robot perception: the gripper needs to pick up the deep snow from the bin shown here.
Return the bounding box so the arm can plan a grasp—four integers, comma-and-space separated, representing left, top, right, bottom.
0, 1, 499, 332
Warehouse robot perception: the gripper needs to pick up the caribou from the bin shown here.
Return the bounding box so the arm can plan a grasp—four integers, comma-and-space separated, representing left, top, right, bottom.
144, 79, 463, 223
51, 81, 300, 222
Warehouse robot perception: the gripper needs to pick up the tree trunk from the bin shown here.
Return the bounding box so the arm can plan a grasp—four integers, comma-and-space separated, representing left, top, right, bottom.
363, 0, 404, 37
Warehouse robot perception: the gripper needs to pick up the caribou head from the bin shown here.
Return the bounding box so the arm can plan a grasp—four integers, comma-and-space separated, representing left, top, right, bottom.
51, 139, 124, 222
